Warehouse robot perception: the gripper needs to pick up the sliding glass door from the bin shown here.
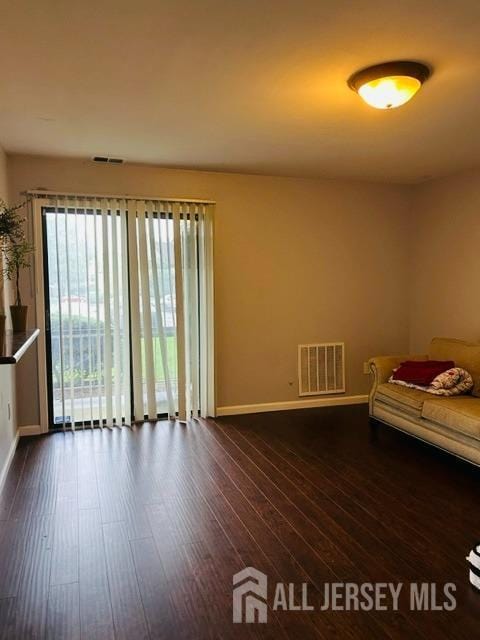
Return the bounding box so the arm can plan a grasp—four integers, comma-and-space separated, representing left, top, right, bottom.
39, 196, 214, 430
43, 204, 131, 427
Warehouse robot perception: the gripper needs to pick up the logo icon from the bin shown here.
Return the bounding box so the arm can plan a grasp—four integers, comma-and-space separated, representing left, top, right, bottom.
233, 567, 268, 623
467, 543, 480, 592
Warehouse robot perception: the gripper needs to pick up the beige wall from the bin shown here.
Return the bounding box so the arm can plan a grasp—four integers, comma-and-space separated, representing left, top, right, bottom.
410, 169, 480, 354
0, 145, 8, 314
0, 146, 7, 202
8, 154, 413, 426
0, 145, 17, 480
0, 148, 13, 323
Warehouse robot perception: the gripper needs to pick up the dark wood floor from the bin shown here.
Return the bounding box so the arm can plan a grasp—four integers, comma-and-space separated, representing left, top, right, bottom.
0, 405, 479, 639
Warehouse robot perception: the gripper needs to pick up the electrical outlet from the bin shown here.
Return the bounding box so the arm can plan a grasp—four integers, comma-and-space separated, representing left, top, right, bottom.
363, 362, 371, 375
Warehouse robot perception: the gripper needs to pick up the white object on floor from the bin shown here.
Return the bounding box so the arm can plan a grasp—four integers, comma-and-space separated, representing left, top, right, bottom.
466, 544, 480, 590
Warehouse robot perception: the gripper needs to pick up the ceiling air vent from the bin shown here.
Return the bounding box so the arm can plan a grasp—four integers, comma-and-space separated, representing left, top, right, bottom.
298, 343, 345, 396
92, 156, 124, 164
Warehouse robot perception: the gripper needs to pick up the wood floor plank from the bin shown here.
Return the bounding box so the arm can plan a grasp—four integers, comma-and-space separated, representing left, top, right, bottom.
247, 412, 475, 571
101, 521, 149, 640
12, 515, 53, 639
0, 443, 28, 521
191, 424, 383, 640
0, 407, 478, 639
146, 502, 215, 640
78, 509, 115, 640
0, 517, 32, 598
162, 488, 285, 640
247, 423, 454, 578
77, 439, 100, 511
181, 443, 331, 640
8, 437, 58, 522
0, 598, 16, 640
50, 498, 79, 587
46, 582, 80, 640
95, 447, 154, 541
224, 419, 478, 640
278, 426, 468, 570
130, 536, 176, 639
198, 418, 435, 640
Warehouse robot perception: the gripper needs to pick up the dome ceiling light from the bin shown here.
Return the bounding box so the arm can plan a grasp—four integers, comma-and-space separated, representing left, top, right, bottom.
348, 61, 431, 110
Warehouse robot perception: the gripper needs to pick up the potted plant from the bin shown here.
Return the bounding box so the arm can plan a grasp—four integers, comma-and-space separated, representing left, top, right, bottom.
4, 238, 34, 332
0, 199, 33, 336
0, 199, 26, 343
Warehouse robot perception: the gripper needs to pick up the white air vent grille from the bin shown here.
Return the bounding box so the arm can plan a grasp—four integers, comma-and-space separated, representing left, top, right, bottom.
298, 342, 345, 396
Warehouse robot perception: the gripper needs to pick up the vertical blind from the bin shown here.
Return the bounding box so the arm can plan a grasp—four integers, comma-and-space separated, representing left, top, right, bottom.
34, 193, 214, 429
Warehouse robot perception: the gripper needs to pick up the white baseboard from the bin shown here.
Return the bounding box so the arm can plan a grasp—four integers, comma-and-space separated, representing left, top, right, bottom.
18, 424, 42, 437
216, 394, 368, 417
0, 432, 19, 493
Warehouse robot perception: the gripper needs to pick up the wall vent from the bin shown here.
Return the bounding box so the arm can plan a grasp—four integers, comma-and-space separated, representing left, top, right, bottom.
298, 342, 345, 396
92, 156, 124, 164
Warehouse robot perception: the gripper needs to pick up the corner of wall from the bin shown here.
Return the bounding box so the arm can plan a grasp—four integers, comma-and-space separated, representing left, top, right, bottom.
0, 144, 9, 202
0, 145, 13, 329
405, 181, 423, 354
407, 168, 480, 353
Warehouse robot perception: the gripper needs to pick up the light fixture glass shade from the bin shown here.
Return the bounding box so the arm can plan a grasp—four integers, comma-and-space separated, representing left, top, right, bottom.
348, 62, 431, 110
357, 75, 421, 109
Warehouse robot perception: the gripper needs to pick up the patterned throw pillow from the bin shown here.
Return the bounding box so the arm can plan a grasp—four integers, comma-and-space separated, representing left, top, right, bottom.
389, 367, 473, 396
467, 544, 480, 592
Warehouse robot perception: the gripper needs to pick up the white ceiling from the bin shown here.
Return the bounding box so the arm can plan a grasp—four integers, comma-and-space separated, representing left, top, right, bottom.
1, 0, 480, 183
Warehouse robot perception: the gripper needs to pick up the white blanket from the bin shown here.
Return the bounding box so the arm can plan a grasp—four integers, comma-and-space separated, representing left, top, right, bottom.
389, 367, 473, 396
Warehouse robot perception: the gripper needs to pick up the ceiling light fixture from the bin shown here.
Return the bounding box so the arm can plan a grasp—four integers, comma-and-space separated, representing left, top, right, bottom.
348, 61, 431, 110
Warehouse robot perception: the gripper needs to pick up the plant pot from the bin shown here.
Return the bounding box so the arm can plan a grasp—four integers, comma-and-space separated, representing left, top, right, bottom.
0, 314, 5, 354
10, 305, 27, 332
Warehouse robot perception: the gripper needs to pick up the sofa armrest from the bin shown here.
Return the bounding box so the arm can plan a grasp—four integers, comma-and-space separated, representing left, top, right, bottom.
368, 354, 428, 415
